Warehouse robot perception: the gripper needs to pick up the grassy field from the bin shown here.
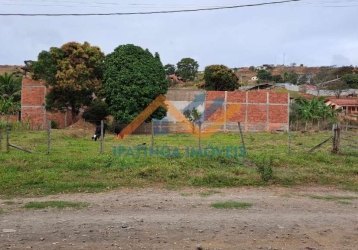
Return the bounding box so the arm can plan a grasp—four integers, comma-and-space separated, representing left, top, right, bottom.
0, 129, 358, 198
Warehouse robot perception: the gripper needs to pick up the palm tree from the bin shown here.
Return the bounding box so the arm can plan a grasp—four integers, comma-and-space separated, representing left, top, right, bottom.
0, 95, 20, 115
0, 72, 22, 101
292, 96, 340, 131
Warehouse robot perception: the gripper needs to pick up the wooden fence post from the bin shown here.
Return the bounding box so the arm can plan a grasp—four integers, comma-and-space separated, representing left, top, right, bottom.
100, 120, 104, 154
288, 121, 291, 155
47, 120, 51, 155
0, 127, 2, 153
151, 121, 154, 149
238, 122, 246, 155
332, 123, 341, 153
198, 121, 202, 150
6, 115, 9, 153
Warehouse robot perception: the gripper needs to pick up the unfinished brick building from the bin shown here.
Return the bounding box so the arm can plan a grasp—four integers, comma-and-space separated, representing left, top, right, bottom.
21, 78, 76, 129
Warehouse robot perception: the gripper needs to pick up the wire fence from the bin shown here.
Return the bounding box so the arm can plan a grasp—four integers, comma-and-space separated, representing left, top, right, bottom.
112, 121, 247, 159
3, 117, 356, 158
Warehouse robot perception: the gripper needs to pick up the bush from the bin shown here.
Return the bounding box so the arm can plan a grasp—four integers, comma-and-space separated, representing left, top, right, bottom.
50, 120, 59, 129
257, 157, 274, 182
82, 100, 110, 125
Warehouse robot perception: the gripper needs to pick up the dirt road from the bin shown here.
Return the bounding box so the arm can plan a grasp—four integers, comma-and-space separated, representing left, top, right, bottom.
1, 186, 358, 250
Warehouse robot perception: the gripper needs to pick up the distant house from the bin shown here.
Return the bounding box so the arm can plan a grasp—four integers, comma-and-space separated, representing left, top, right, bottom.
325, 98, 358, 115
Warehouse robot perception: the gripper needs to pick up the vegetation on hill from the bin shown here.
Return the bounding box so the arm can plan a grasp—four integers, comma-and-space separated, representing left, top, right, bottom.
203, 65, 239, 91
175, 58, 199, 82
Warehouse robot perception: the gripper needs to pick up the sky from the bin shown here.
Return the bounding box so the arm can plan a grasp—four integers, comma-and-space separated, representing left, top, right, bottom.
0, 0, 358, 70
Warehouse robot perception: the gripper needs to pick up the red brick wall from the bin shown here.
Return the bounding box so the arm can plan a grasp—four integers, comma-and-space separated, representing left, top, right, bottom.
0, 115, 19, 123
204, 90, 289, 131
21, 78, 75, 129
20, 79, 289, 131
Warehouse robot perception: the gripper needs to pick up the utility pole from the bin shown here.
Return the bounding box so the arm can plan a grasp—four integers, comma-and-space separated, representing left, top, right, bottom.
283, 53, 286, 66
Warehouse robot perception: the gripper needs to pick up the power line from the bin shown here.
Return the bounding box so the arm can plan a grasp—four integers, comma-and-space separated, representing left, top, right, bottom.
0, 2, 224, 9
0, 0, 300, 16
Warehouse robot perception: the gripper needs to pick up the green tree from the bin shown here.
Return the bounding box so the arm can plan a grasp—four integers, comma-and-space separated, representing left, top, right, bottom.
0, 72, 22, 102
341, 74, 358, 88
257, 70, 272, 82
286, 72, 299, 84
271, 75, 283, 83
32, 41, 105, 119
298, 75, 309, 85
82, 100, 110, 124
0, 96, 20, 115
176, 58, 199, 82
312, 67, 336, 95
249, 66, 255, 72
291, 97, 339, 131
203, 65, 239, 91
154, 52, 161, 62
333, 66, 354, 77
183, 107, 202, 133
164, 64, 176, 75
326, 81, 349, 98
103, 44, 168, 124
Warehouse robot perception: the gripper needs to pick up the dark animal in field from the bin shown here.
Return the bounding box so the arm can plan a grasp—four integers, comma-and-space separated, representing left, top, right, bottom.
92, 125, 105, 141
347, 93, 357, 98
114, 125, 124, 139
114, 125, 121, 136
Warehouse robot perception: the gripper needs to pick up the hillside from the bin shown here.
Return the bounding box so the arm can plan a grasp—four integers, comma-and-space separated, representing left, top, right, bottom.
0, 65, 23, 75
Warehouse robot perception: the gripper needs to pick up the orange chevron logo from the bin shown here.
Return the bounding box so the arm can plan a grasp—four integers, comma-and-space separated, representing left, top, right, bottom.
116, 94, 241, 140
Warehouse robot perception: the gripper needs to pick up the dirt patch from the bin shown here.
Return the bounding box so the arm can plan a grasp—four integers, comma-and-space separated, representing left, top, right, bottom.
1, 186, 357, 250
66, 119, 96, 131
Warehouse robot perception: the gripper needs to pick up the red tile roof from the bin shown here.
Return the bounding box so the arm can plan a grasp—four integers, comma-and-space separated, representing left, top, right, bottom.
326, 98, 358, 106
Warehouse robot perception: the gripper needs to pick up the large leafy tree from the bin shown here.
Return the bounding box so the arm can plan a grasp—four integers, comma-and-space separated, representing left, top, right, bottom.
257, 70, 272, 82
176, 58, 199, 82
203, 65, 239, 91
82, 99, 109, 125
32, 41, 105, 119
271, 75, 283, 83
0, 72, 22, 102
164, 64, 176, 75
103, 44, 168, 124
